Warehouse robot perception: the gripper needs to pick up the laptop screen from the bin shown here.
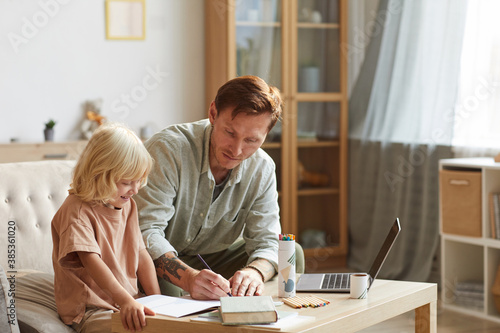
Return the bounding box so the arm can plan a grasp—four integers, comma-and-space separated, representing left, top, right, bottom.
367, 218, 401, 288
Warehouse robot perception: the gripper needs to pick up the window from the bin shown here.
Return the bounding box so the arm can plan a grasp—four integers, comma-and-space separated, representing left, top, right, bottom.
453, 0, 500, 149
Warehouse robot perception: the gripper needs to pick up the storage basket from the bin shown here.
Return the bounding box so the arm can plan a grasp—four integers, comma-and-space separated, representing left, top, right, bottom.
440, 169, 482, 237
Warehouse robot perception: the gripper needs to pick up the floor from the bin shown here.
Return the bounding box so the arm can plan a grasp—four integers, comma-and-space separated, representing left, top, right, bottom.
358, 302, 500, 332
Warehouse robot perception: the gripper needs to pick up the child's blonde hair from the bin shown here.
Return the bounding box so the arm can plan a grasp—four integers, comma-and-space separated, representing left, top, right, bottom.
69, 123, 153, 205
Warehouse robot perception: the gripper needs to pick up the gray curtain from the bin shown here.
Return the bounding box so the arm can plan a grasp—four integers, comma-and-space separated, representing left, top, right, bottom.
348, 0, 468, 281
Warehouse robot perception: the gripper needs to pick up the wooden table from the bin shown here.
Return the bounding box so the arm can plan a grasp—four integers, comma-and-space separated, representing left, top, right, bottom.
111, 279, 437, 333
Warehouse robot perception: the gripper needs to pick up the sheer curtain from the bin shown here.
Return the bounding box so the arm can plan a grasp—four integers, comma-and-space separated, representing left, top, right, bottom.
348, 0, 468, 281
452, 0, 500, 158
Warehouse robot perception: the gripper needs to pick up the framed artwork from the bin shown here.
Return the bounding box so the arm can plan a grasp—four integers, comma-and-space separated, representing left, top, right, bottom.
105, 0, 145, 40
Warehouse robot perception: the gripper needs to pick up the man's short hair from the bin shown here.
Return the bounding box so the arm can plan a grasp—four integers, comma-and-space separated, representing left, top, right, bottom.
214, 75, 283, 131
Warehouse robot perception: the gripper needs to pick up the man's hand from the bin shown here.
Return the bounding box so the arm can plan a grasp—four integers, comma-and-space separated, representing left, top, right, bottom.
229, 268, 265, 296
154, 252, 231, 300
186, 269, 232, 300
229, 259, 276, 296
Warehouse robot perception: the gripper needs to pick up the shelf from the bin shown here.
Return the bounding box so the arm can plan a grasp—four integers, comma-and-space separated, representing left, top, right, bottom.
297, 22, 340, 29
298, 187, 339, 196
444, 302, 500, 324
302, 245, 347, 271
442, 234, 500, 254
444, 304, 489, 319
296, 92, 344, 101
485, 238, 500, 249
303, 245, 345, 259
236, 21, 282, 27
262, 142, 281, 149
297, 140, 339, 148
441, 234, 486, 246
440, 157, 500, 169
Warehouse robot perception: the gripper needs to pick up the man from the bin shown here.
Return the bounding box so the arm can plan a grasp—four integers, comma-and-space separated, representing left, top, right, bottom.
135, 75, 304, 300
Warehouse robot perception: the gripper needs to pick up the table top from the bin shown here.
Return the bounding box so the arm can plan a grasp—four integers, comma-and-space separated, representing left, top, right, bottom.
112, 278, 437, 333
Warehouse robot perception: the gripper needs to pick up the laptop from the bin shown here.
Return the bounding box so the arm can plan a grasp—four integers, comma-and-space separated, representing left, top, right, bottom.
296, 218, 401, 293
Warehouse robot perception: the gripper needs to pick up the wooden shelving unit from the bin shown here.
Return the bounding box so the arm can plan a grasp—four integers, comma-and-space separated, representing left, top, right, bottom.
440, 158, 500, 323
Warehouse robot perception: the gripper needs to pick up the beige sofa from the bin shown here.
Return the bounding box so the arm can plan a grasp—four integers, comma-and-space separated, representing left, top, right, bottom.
0, 160, 76, 333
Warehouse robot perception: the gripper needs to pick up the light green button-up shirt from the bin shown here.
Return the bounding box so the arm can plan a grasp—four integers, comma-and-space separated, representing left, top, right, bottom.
135, 119, 281, 269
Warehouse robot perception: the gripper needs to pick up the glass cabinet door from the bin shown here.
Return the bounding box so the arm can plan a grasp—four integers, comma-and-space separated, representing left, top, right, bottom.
234, 0, 286, 200
294, 0, 343, 253
235, 0, 283, 89
297, 0, 340, 93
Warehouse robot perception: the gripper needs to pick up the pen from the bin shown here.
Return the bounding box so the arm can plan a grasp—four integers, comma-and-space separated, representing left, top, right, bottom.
196, 254, 233, 297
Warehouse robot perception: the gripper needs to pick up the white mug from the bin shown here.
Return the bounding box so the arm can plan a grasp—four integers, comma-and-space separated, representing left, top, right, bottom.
350, 273, 369, 299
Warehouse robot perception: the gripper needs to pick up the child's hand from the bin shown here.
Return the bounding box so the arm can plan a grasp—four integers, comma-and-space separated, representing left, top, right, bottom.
119, 299, 155, 332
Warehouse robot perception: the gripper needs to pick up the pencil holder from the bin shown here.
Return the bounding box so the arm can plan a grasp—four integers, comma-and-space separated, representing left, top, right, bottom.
278, 235, 296, 297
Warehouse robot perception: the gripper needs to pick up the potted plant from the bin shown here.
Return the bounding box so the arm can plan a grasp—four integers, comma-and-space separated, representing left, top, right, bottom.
44, 119, 56, 142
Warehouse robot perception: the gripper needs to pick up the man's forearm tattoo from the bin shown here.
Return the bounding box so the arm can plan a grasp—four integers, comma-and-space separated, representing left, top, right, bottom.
154, 256, 187, 282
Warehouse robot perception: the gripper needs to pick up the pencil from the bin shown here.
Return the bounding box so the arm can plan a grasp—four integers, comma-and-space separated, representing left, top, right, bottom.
283, 297, 302, 309
196, 254, 232, 297
286, 297, 303, 308
296, 297, 308, 306
312, 295, 331, 305
283, 296, 330, 309
305, 296, 324, 307
303, 296, 315, 307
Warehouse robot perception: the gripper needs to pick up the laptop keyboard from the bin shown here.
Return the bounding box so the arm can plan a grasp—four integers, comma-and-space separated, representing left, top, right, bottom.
321, 273, 351, 290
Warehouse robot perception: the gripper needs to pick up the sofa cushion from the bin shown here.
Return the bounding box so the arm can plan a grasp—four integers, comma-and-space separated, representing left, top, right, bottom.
0, 265, 20, 333
16, 271, 75, 333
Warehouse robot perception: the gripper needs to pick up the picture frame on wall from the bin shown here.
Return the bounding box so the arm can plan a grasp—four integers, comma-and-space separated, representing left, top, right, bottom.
105, 0, 145, 40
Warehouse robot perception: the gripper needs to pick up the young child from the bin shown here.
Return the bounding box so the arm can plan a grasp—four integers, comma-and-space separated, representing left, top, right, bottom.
51, 123, 161, 332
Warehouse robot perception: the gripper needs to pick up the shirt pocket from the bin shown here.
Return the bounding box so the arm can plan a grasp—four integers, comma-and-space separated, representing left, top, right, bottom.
217, 209, 247, 245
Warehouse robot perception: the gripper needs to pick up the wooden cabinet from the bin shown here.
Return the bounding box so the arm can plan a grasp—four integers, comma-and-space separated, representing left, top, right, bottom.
0, 141, 87, 163
205, 0, 348, 270
440, 158, 500, 323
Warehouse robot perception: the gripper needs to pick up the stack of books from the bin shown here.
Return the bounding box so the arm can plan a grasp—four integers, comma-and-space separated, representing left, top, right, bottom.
454, 281, 484, 310
489, 193, 500, 239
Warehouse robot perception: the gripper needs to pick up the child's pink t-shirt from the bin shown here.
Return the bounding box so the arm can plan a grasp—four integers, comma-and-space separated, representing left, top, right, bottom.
51, 194, 146, 325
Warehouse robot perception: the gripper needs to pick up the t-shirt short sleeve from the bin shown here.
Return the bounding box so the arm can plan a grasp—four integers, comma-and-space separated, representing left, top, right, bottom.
57, 219, 101, 268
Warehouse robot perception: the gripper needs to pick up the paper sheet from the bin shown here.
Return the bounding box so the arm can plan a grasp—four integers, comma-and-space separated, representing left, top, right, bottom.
136, 295, 220, 318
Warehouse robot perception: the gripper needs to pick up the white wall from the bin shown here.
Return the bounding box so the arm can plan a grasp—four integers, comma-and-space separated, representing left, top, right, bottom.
0, 0, 205, 143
